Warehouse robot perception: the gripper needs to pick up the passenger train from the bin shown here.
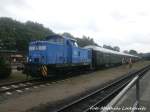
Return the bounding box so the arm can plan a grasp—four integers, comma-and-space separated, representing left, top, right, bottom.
24, 35, 140, 77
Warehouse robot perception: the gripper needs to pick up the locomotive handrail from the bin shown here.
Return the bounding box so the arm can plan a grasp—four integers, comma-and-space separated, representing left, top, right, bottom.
102, 66, 149, 112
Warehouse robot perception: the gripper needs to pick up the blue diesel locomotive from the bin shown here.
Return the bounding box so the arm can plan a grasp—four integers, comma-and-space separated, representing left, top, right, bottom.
24, 35, 139, 77
24, 35, 92, 77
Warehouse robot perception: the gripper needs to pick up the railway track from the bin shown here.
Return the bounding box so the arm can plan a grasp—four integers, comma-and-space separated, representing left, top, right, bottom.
55, 65, 150, 112
0, 78, 51, 95
0, 78, 40, 87
0, 70, 91, 95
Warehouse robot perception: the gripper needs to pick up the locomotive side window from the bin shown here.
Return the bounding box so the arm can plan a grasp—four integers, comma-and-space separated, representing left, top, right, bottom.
70, 40, 78, 47
74, 42, 78, 47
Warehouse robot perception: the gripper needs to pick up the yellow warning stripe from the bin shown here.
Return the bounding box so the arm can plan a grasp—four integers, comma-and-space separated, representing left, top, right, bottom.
44, 66, 47, 77
41, 65, 47, 77
41, 66, 44, 77
42, 66, 45, 76
42, 68, 46, 76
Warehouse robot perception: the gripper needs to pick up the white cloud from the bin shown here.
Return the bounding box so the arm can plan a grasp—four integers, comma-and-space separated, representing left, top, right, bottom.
0, 0, 150, 53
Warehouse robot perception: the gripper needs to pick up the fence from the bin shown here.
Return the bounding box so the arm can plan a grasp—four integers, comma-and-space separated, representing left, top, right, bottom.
102, 75, 141, 112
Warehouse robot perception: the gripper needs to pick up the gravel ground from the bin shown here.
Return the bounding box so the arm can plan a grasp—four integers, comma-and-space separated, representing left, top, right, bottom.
0, 61, 149, 112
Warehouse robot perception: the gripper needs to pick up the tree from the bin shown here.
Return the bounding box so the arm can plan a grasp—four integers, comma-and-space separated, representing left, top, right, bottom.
62, 32, 74, 39
0, 17, 54, 52
123, 50, 129, 54
103, 45, 114, 50
0, 17, 98, 51
143, 53, 150, 60
62, 33, 97, 47
76, 35, 97, 47
129, 50, 138, 55
113, 46, 120, 52
103, 45, 120, 52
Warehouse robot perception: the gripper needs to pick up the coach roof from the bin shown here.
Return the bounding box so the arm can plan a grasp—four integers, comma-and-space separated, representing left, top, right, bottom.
85, 45, 139, 58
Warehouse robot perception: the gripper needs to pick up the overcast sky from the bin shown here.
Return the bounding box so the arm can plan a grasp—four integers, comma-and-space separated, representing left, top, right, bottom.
0, 0, 150, 53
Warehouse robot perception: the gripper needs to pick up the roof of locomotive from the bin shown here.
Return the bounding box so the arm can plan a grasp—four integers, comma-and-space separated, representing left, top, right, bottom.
45, 34, 76, 41
30, 35, 76, 45
84, 45, 139, 58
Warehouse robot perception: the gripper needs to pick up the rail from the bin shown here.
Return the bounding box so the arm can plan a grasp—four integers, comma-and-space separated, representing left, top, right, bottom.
102, 66, 149, 112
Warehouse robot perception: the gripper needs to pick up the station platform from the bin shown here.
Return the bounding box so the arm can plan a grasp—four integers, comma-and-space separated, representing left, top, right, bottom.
115, 70, 150, 112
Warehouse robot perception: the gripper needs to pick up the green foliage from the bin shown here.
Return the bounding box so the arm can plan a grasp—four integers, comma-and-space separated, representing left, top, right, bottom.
113, 46, 120, 52
129, 49, 138, 55
76, 35, 97, 47
142, 53, 150, 60
103, 44, 120, 52
62, 32, 97, 47
0, 17, 54, 51
0, 56, 11, 78
0, 17, 97, 52
103, 44, 114, 50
